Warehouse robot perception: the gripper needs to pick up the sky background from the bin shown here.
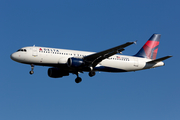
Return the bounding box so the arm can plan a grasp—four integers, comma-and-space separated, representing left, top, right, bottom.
0, 0, 179, 120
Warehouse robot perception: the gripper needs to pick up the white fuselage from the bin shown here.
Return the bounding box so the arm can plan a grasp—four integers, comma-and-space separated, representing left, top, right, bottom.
11, 46, 164, 72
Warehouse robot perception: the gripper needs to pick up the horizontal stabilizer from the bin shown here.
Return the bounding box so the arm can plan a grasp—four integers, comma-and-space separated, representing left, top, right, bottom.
147, 56, 172, 63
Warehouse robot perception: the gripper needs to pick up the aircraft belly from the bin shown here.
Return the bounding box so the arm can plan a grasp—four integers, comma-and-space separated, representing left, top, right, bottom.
97, 60, 134, 72
98, 58, 146, 72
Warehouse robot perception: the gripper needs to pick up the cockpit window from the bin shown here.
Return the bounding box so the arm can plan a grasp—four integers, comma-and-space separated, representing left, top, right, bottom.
17, 49, 27, 52
17, 49, 22, 51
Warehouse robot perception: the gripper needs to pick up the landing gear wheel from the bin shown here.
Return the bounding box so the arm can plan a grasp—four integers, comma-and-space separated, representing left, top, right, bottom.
75, 77, 82, 83
29, 64, 34, 75
89, 71, 96, 77
29, 71, 34, 75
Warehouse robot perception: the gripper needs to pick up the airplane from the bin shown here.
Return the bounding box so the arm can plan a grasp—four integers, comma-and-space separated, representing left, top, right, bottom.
11, 34, 172, 83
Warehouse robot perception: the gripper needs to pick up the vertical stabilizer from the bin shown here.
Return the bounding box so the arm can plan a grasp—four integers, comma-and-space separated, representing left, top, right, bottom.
135, 34, 161, 59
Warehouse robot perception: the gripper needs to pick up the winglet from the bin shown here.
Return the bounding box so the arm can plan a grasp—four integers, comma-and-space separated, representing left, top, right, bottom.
134, 40, 137, 45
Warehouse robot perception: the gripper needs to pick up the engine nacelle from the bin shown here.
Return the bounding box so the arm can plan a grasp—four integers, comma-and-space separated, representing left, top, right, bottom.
67, 57, 84, 67
48, 68, 69, 78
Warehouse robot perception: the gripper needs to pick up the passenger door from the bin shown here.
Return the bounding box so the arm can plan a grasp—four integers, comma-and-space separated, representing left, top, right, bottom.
32, 46, 38, 57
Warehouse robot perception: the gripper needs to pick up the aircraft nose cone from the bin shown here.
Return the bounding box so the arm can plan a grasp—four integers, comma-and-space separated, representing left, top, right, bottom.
10, 53, 18, 61
10, 53, 15, 60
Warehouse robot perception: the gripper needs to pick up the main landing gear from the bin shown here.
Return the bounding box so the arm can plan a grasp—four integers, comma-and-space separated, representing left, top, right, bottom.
75, 72, 82, 83
89, 71, 96, 77
29, 64, 34, 75
74, 71, 96, 83
75, 77, 82, 83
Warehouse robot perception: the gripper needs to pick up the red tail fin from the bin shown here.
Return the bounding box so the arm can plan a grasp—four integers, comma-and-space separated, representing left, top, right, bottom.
135, 34, 161, 59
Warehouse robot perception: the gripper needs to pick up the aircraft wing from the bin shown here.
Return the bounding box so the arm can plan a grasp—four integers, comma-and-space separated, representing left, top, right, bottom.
83, 41, 135, 67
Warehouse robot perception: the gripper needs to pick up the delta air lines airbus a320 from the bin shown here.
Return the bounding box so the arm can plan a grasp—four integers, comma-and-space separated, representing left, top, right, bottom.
11, 34, 172, 83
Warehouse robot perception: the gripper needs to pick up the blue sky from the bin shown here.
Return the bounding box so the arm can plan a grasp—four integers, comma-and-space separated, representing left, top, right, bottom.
1, 0, 179, 120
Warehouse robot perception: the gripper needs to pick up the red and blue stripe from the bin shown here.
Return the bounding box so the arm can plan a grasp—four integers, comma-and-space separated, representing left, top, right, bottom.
135, 34, 161, 59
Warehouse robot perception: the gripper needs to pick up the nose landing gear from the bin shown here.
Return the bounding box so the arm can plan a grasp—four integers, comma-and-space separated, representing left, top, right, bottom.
29, 64, 34, 75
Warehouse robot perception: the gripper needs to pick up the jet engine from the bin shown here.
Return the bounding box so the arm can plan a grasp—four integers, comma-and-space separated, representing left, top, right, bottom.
48, 68, 69, 78
67, 58, 84, 67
